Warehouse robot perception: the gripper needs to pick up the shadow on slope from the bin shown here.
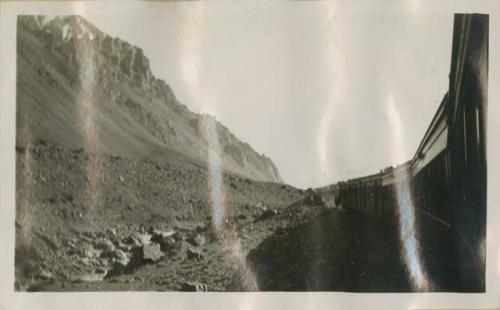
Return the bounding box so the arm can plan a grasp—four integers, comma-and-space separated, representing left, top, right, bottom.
236, 208, 411, 292
235, 206, 484, 292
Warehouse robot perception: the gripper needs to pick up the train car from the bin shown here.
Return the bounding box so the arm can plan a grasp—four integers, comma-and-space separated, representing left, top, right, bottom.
410, 93, 451, 220
446, 13, 488, 279
335, 13, 488, 288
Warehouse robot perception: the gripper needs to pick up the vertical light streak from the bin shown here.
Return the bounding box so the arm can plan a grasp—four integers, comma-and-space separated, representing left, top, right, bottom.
178, 2, 205, 110
386, 93, 429, 290
496, 238, 500, 277
178, 1, 228, 231
318, 2, 345, 183
74, 8, 102, 209
177, 2, 258, 290
200, 115, 226, 229
78, 47, 101, 207
407, 0, 422, 16
18, 137, 33, 245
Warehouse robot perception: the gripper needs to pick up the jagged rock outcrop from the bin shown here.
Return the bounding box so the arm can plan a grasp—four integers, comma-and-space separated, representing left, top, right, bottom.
16, 15, 282, 182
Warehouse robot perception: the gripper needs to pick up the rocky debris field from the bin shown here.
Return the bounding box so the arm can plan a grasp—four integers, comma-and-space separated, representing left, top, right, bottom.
15, 141, 325, 291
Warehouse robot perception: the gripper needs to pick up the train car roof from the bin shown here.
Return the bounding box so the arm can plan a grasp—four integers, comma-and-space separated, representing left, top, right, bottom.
410, 93, 449, 166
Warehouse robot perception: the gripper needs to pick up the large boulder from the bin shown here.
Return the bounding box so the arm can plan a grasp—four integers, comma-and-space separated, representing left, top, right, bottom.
304, 188, 322, 205
142, 243, 164, 263
150, 230, 177, 251
186, 247, 203, 261
254, 208, 278, 222
180, 281, 208, 292
187, 234, 206, 247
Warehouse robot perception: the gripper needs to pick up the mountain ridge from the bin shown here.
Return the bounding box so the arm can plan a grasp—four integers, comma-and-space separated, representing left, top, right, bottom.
16, 15, 282, 183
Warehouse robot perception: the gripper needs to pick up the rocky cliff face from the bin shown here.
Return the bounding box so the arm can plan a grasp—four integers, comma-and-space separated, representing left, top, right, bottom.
17, 15, 282, 183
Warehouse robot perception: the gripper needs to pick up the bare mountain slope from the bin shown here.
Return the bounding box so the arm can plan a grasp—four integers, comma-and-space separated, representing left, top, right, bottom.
16, 15, 282, 183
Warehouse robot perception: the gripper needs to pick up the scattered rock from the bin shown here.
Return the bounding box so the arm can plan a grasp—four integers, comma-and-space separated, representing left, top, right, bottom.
186, 247, 203, 261
36, 269, 54, 281
93, 238, 115, 252
188, 234, 205, 247
236, 214, 248, 221
122, 235, 141, 247
142, 243, 164, 263
112, 249, 131, 266
72, 271, 106, 283
304, 188, 322, 205
106, 228, 117, 237
83, 245, 102, 259
151, 229, 176, 241
136, 233, 152, 246
148, 225, 158, 235
180, 281, 208, 292
254, 209, 278, 222
117, 240, 133, 252
99, 258, 109, 266
79, 257, 92, 267
173, 231, 186, 242
195, 223, 208, 233
275, 226, 287, 235
151, 232, 176, 251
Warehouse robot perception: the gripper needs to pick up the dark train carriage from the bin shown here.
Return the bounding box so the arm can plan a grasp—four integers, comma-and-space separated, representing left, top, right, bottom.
337, 13, 487, 227
334, 13, 488, 287
338, 171, 390, 220
410, 94, 451, 220
338, 162, 411, 223
380, 163, 411, 222
446, 14, 488, 276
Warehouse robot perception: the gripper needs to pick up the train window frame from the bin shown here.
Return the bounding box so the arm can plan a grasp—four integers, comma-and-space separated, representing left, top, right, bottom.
476, 106, 481, 148
463, 108, 468, 168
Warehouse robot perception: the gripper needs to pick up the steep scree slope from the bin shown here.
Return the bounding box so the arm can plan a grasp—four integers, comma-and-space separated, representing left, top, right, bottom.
16, 15, 282, 182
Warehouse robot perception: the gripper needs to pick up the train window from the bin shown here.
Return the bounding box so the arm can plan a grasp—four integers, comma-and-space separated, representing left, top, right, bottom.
476, 107, 481, 148
463, 108, 468, 168
363, 183, 366, 209
445, 152, 449, 181
447, 151, 451, 180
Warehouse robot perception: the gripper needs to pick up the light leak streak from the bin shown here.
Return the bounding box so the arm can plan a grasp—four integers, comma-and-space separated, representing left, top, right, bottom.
386, 93, 429, 290
200, 116, 226, 229
18, 137, 34, 245
178, 3, 259, 290
200, 114, 259, 290
178, 2, 205, 111
177, 1, 227, 230
497, 236, 500, 277
318, 2, 345, 182
74, 11, 102, 209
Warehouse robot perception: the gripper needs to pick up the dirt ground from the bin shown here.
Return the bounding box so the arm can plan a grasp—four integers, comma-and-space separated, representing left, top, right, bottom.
15, 141, 322, 291
15, 142, 481, 292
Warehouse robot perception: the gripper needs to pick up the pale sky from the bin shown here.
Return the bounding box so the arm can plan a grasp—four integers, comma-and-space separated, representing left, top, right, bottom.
82, 2, 464, 188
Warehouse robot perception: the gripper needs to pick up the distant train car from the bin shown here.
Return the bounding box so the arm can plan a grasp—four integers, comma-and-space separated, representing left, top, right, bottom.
336, 13, 488, 282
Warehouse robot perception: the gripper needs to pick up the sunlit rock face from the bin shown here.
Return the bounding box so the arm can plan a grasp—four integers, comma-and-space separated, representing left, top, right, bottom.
17, 15, 283, 183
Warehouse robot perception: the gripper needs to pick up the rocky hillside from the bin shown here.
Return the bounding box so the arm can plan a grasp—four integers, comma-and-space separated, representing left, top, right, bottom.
15, 142, 311, 291
16, 15, 282, 182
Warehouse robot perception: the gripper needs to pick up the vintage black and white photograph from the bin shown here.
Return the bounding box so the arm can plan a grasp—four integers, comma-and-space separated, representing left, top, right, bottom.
12, 3, 488, 294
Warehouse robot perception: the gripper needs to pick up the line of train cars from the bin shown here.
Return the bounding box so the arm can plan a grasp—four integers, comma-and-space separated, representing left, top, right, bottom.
336, 14, 488, 287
